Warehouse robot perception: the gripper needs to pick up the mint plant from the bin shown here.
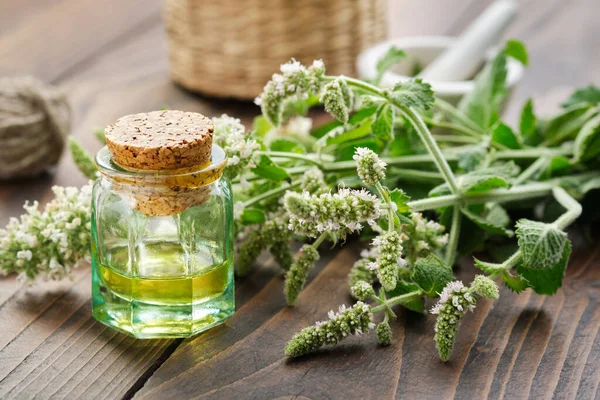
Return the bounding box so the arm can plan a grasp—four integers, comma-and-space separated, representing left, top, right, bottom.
5, 40, 600, 361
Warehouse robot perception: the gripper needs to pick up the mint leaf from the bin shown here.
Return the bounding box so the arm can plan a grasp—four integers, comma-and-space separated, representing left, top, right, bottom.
516, 240, 571, 295
515, 219, 568, 270
252, 155, 291, 182
458, 142, 488, 172
335, 138, 381, 161
371, 103, 394, 141
573, 114, 600, 163
385, 280, 425, 313
461, 208, 513, 237
458, 51, 507, 128
389, 188, 410, 214
240, 208, 266, 225
430, 162, 518, 196
270, 138, 305, 154
543, 103, 593, 145
492, 122, 521, 149
504, 39, 529, 65
520, 98, 537, 139
375, 46, 407, 84
411, 254, 453, 297
486, 204, 511, 229
562, 85, 600, 108
502, 271, 530, 293
326, 120, 372, 146
388, 79, 434, 111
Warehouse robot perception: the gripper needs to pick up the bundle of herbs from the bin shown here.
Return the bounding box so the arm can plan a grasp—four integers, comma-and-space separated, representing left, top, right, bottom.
4, 40, 600, 361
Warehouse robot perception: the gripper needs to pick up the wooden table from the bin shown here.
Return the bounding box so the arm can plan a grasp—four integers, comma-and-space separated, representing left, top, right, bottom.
1, 1, 599, 399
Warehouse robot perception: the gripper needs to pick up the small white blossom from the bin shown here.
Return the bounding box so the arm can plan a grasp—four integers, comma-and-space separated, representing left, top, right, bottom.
353, 147, 387, 186
0, 183, 93, 282
212, 114, 261, 179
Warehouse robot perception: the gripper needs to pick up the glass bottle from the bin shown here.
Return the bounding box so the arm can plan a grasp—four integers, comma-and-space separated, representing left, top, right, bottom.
91, 111, 234, 338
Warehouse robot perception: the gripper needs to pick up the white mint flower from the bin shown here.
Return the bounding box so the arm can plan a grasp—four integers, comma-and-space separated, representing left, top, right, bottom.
370, 231, 406, 291
353, 147, 387, 186
284, 187, 380, 239
0, 182, 93, 282
256, 59, 326, 126
431, 277, 499, 361
212, 114, 260, 179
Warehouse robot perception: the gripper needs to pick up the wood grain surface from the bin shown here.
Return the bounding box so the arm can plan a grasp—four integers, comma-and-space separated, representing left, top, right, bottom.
0, 1, 599, 399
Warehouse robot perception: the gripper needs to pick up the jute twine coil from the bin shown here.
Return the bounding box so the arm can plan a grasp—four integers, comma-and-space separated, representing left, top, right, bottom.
163, 0, 387, 99
0, 76, 71, 180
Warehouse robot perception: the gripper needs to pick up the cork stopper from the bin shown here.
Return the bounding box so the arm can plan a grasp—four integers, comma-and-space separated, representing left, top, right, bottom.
104, 110, 214, 170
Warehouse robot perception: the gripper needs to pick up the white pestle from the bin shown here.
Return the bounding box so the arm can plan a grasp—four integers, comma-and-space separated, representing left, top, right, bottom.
418, 0, 518, 82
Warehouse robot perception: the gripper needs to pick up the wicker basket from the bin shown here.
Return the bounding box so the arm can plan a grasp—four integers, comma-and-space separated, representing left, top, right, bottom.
163, 0, 387, 100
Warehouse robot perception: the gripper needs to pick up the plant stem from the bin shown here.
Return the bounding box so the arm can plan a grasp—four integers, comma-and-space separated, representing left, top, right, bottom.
423, 117, 482, 139
434, 97, 484, 133
376, 182, 394, 232
260, 151, 324, 167
392, 168, 444, 182
372, 290, 423, 312
311, 232, 329, 249
445, 206, 462, 265
243, 180, 301, 208
552, 187, 583, 230
396, 106, 460, 194
514, 156, 550, 185
432, 134, 480, 144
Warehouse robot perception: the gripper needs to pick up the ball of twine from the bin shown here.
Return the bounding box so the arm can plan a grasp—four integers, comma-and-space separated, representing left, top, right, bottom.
0, 76, 71, 180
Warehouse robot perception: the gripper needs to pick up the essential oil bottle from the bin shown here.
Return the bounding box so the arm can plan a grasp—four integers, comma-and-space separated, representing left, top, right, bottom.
91, 110, 234, 338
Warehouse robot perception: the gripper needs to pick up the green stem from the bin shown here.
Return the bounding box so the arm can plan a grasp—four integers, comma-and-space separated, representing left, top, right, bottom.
311, 232, 328, 249
260, 151, 324, 167
514, 156, 550, 185
432, 134, 480, 144
376, 182, 394, 232
396, 106, 460, 194
434, 97, 484, 133
372, 290, 423, 312
392, 168, 444, 182
445, 206, 462, 265
243, 181, 301, 208
422, 117, 482, 139
552, 187, 583, 230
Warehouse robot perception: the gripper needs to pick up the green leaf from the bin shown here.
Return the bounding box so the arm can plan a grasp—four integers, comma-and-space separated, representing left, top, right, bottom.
253, 116, 273, 137
458, 51, 507, 128
430, 162, 518, 196
486, 204, 511, 229
543, 103, 594, 145
385, 280, 425, 313
252, 155, 291, 182
502, 271, 530, 293
519, 98, 537, 138
388, 79, 435, 111
515, 219, 568, 270
516, 240, 571, 295
548, 156, 571, 175
562, 85, 600, 108
411, 254, 453, 297
504, 39, 529, 65
457, 146, 487, 172
492, 122, 521, 149
326, 120, 373, 146
270, 138, 305, 154
240, 208, 266, 225
573, 114, 600, 163
371, 104, 394, 142
461, 208, 513, 236
68, 137, 98, 180
389, 188, 410, 214
375, 46, 407, 84
349, 107, 379, 125
311, 107, 379, 139
335, 138, 381, 161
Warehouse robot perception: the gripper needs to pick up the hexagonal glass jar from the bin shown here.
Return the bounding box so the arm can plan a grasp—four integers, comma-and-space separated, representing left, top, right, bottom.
91, 145, 234, 338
